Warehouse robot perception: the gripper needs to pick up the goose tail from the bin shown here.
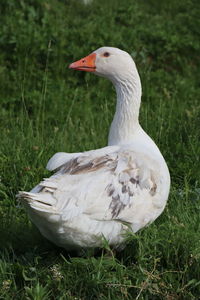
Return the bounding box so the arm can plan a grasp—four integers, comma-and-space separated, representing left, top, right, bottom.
17, 191, 57, 214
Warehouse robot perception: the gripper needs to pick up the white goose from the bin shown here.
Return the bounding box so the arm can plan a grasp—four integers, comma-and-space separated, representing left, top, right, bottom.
18, 47, 170, 251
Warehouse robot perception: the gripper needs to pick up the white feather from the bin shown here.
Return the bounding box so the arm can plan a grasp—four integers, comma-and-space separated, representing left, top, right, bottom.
46, 152, 81, 171
18, 47, 170, 250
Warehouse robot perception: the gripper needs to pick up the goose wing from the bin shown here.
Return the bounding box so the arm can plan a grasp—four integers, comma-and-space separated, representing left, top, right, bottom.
19, 146, 164, 229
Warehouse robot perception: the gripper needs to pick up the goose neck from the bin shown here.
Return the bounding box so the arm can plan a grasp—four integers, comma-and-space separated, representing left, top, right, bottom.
108, 74, 142, 145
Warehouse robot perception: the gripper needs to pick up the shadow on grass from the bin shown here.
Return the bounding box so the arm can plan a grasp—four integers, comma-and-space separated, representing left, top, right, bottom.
0, 211, 140, 263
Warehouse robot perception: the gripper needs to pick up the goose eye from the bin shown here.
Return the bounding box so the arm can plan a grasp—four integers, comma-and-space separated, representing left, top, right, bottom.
103, 52, 110, 57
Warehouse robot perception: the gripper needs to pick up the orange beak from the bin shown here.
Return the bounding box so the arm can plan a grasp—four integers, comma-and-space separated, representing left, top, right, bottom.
69, 52, 96, 72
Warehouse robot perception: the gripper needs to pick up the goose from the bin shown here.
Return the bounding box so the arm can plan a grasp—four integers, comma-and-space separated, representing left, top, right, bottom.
18, 47, 170, 251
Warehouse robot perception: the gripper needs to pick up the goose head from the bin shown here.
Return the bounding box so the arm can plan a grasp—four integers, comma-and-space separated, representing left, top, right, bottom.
69, 47, 140, 84
69, 47, 142, 145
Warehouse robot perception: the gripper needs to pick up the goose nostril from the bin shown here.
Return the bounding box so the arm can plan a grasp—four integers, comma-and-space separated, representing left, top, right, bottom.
82, 59, 85, 63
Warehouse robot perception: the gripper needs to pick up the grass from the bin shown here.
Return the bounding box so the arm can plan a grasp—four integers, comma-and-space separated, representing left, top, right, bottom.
0, 0, 200, 299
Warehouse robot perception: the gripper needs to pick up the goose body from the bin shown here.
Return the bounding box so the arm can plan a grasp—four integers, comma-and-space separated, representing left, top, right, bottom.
18, 47, 170, 250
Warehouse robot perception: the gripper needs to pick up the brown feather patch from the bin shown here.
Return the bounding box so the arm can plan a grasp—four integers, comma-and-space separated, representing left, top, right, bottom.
109, 193, 125, 218
150, 182, 157, 196
149, 173, 157, 196
60, 155, 116, 175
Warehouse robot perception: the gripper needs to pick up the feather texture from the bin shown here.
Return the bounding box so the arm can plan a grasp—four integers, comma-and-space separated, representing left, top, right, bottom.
18, 47, 170, 250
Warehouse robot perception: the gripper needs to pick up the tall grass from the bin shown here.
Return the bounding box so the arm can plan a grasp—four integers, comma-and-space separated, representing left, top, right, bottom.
0, 0, 200, 298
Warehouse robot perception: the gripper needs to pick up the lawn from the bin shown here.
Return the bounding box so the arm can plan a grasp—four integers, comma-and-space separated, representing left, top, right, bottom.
0, 0, 200, 299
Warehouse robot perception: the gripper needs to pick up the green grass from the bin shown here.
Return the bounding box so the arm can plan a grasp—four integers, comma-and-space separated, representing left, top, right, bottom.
0, 0, 200, 299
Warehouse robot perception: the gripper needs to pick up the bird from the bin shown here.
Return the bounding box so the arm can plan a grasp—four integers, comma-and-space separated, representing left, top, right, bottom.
18, 47, 170, 251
